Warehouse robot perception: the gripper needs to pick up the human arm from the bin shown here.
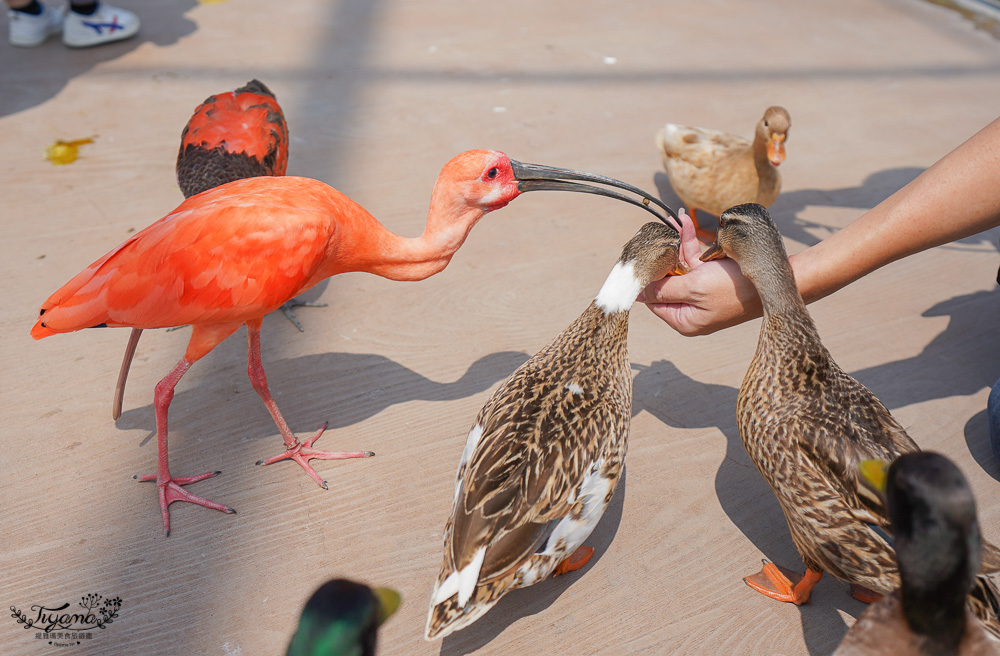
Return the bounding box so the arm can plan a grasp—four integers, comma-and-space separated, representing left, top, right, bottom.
641, 115, 1000, 336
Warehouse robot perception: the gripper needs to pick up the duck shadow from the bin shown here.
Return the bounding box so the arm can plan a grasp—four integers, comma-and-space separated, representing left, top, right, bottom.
437, 469, 628, 655
632, 359, 866, 654
850, 288, 1000, 416
115, 349, 529, 451
2, 1, 198, 116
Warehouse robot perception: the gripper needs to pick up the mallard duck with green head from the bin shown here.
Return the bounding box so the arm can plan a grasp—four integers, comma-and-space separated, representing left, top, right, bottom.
833, 453, 999, 655
286, 579, 400, 656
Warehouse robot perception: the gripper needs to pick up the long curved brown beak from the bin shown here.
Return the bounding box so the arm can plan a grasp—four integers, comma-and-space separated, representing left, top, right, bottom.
511, 159, 682, 233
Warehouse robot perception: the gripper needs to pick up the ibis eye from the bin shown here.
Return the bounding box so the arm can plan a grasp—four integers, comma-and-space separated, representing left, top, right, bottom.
487, 167, 498, 179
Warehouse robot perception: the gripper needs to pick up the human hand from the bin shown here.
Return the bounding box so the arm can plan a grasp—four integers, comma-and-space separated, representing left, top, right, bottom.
639, 211, 763, 336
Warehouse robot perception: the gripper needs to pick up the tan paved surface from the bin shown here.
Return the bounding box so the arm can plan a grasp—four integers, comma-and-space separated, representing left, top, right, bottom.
4, 1, 1000, 654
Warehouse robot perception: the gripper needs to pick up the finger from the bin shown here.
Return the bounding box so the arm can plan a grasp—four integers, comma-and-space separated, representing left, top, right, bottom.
638, 263, 690, 303
677, 209, 703, 272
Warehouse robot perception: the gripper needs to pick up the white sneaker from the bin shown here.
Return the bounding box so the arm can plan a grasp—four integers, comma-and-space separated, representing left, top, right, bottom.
62, 3, 139, 48
8, 4, 65, 48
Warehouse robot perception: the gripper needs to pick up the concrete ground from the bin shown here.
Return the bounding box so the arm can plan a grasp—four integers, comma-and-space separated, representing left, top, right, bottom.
3, 0, 1000, 654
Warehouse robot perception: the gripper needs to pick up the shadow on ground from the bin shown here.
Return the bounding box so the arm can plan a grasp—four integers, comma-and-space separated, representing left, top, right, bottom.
115, 349, 529, 449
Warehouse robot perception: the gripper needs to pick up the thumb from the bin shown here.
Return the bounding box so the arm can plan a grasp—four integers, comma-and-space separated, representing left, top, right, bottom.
677, 209, 702, 272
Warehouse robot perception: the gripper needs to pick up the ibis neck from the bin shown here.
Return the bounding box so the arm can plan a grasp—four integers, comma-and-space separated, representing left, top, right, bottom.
361, 194, 488, 282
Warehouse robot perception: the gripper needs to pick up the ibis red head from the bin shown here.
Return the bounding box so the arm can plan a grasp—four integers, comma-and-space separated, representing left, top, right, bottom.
437, 149, 682, 233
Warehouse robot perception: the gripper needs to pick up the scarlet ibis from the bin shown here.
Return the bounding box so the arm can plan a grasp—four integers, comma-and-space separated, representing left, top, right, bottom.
113, 79, 323, 421
31, 149, 680, 535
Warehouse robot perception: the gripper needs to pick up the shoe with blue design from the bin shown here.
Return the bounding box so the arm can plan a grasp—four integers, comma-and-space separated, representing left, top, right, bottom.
62, 3, 138, 48
8, 3, 65, 48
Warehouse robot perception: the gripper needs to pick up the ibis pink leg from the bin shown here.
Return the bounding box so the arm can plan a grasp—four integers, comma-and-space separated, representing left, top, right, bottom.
135, 354, 236, 536
245, 320, 373, 489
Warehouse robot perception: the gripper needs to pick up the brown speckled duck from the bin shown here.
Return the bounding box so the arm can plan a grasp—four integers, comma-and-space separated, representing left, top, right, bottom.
425, 221, 687, 640
834, 453, 999, 656
701, 203, 1000, 638
656, 106, 790, 242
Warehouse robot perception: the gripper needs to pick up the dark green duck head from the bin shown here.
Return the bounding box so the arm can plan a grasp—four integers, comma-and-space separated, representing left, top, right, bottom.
286, 579, 401, 656
860, 453, 982, 650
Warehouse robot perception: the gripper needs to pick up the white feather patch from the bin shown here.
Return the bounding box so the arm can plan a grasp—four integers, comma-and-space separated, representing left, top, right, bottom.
565, 382, 584, 396
457, 547, 486, 607
594, 261, 641, 314
431, 571, 460, 606
454, 424, 483, 502
541, 461, 611, 559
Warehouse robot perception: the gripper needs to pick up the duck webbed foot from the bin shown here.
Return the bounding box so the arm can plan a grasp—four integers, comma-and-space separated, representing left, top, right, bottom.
552, 546, 595, 577
849, 583, 883, 604
743, 559, 822, 605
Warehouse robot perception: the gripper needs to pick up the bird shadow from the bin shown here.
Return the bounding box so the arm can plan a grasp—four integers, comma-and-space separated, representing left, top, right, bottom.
437, 469, 628, 655
632, 359, 867, 654
850, 288, 1000, 414
114, 349, 529, 451
1, 1, 198, 116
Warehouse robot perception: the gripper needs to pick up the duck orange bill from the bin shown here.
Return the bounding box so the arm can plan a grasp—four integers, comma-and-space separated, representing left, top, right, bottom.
510, 159, 682, 232
700, 241, 727, 261
767, 134, 786, 167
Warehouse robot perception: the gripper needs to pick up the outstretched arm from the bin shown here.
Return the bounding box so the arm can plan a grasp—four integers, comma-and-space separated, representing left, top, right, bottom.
641, 115, 1000, 336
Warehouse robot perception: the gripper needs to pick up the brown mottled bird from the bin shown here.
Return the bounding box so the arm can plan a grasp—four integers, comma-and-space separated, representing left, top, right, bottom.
425, 220, 688, 640
656, 106, 790, 242
834, 453, 999, 656
701, 203, 1000, 639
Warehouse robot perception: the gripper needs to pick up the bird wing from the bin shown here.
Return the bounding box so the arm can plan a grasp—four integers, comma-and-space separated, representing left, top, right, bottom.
32, 177, 349, 335
795, 367, 921, 520
179, 82, 288, 175
657, 124, 750, 167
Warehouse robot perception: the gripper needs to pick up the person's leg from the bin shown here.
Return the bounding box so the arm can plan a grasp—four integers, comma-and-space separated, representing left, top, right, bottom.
988, 377, 1000, 462
62, 1, 139, 47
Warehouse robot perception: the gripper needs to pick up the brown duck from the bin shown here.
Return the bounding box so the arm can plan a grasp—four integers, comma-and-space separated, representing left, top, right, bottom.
656, 106, 790, 242
701, 203, 1000, 639
425, 221, 687, 640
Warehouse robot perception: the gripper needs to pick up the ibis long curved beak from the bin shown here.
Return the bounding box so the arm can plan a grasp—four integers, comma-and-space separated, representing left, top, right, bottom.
511, 159, 682, 233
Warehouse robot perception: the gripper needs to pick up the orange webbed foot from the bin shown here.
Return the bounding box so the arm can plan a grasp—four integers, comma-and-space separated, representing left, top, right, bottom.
688, 208, 717, 244
849, 583, 883, 604
552, 546, 595, 577
743, 559, 822, 605
694, 227, 717, 244
134, 470, 236, 536
256, 422, 374, 489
